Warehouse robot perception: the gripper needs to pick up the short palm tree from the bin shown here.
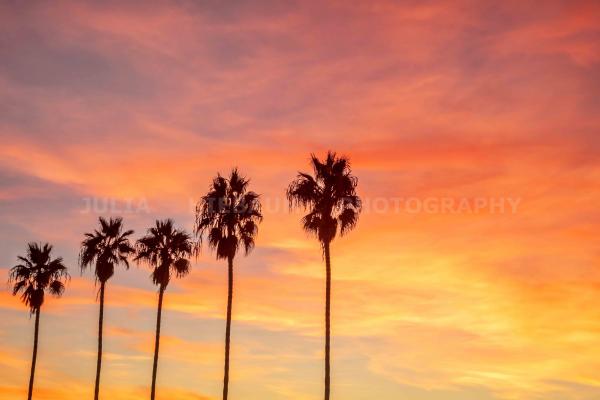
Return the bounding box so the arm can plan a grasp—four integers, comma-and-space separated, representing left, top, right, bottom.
79, 216, 135, 400
134, 219, 193, 400
286, 152, 361, 400
195, 168, 262, 400
8, 243, 70, 400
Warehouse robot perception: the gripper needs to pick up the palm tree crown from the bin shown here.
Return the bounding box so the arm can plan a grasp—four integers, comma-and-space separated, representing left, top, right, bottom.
9, 243, 70, 313
195, 168, 263, 259
287, 152, 361, 244
134, 219, 193, 289
80, 217, 135, 284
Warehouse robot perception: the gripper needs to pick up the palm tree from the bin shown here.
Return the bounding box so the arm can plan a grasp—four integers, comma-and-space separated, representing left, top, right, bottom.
195, 168, 262, 400
79, 216, 135, 400
134, 219, 193, 400
286, 152, 361, 400
8, 243, 70, 400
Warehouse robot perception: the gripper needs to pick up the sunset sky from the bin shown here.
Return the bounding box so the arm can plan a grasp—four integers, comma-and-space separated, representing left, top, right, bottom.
1, 1, 600, 399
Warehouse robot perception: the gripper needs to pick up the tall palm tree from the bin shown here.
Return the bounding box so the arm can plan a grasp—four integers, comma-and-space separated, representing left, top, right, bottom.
8, 243, 70, 400
79, 216, 135, 400
195, 168, 262, 400
134, 219, 193, 400
286, 152, 361, 400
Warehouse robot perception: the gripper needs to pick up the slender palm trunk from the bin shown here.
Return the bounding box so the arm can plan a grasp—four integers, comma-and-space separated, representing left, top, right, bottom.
222, 256, 234, 400
150, 286, 165, 400
324, 242, 332, 400
27, 307, 40, 400
94, 282, 105, 400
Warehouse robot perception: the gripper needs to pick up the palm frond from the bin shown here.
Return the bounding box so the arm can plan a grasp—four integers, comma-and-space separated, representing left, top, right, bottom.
338, 208, 359, 235
286, 173, 320, 209
48, 280, 65, 296
173, 258, 191, 277
11, 280, 28, 295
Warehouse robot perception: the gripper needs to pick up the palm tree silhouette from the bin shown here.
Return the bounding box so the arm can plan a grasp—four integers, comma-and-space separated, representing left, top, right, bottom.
195, 168, 262, 400
79, 217, 135, 400
134, 219, 193, 400
286, 152, 361, 400
8, 243, 70, 400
